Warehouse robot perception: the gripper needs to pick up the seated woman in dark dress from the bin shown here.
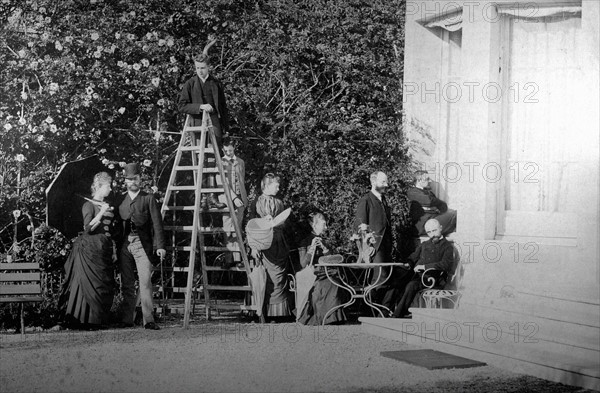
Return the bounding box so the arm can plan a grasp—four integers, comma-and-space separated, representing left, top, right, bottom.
59, 172, 116, 329
297, 212, 347, 325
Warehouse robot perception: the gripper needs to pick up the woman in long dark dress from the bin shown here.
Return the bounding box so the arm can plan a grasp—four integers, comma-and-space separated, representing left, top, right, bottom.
59, 172, 116, 329
298, 212, 347, 325
249, 173, 293, 318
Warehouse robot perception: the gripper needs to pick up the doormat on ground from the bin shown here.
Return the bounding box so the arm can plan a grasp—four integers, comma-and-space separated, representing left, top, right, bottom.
381, 349, 486, 370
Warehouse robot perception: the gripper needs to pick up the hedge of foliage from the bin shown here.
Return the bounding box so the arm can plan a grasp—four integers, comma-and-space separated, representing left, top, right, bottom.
1, 0, 413, 327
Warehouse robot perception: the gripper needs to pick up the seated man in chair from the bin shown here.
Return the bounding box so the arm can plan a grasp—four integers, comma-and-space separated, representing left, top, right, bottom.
392, 219, 454, 318
408, 170, 456, 238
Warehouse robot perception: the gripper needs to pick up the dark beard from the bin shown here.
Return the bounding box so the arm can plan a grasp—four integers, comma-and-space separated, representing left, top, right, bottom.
375, 186, 387, 194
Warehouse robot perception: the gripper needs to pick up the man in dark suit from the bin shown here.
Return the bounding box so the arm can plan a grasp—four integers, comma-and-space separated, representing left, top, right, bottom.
117, 163, 166, 330
408, 170, 457, 237
354, 171, 406, 311
178, 52, 229, 209
392, 218, 455, 318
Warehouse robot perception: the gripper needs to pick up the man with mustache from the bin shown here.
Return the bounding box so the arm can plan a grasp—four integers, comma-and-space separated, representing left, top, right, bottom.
354, 171, 396, 310
392, 218, 455, 318
117, 163, 166, 330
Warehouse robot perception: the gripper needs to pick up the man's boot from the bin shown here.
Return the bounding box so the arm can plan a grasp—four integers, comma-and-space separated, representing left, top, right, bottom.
209, 193, 226, 209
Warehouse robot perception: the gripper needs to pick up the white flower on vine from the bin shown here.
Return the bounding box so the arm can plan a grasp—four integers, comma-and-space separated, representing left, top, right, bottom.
118, 107, 126, 114
99, 148, 107, 154
49, 83, 59, 94
133, 63, 141, 71
127, 33, 135, 40
151, 77, 160, 87
167, 38, 174, 47
49, 124, 57, 133
119, 161, 126, 168
102, 158, 109, 165
151, 185, 159, 193
170, 56, 177, 64
143, 159, 152, 167
108, 163, 115, 169
146, 32, 153, 40
15, 154, 25, 162
117, 61, 124, 67
55, 41, 63, 51
128, 94, 134, 99
65, 36, 73, 43
141, 59, 149, 67
45, 116, 54, 124
157, 98, 165, 106
21, 92, 28, 100
18, 49, 26, 58
94, 51, 102, 58
4, 123, 13, 131
142, 45, 149, 52
167, 16, 173, 23
36, 135, 44, 142
158, 39, 166, 46
12, 210, 21, 219
170, 66, 179, 73
92, 93, 99, 99
91, 32, 99, 41
115, 32, 121, 39
18, 117, 26, 126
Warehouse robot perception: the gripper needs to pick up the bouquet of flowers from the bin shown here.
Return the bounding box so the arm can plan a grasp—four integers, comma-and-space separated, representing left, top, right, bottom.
350, 223, 376, 263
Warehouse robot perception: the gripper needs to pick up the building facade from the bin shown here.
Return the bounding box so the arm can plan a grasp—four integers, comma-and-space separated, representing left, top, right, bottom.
362, 1, 600, 390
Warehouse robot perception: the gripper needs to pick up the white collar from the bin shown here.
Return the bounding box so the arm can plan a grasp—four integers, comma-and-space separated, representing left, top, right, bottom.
370, 189, 382, 201
199, 74, 209, 83
127, 190, 140, 200
224, 155, 237, 162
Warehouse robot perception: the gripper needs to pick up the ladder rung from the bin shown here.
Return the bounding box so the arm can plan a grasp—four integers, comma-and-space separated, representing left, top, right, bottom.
167, 246, 193, 251
206, 285, 251, 291
165, 285, 204, 293
170, 186, 197, 191
203, 246, 234, 252
180, 146, 215, 154
204, 266, 247, 272
184, 126, 209, 132
200, 188, 224, 193
164, 206, 196, 211
175, 166, 219, 173
164, 225, 194, 231
210, 304, 259, 311
199, 227, 224, 233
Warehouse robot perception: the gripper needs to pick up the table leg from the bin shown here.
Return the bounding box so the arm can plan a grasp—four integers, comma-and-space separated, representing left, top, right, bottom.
363, 266, 395, 317
320, 266, 356, 326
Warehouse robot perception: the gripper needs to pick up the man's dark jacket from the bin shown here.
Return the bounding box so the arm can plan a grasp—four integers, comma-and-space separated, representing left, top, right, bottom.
178, 74, 228, 132
117, 191, 166, 263
354, 191, 392, 262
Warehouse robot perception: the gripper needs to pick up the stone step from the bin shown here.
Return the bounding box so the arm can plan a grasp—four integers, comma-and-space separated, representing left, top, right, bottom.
451, 302, 600, 351
461, 290, 600, 329
360, 310, 600, 391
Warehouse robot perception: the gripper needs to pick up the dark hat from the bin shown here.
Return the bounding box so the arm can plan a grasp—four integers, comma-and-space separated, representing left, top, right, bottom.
123, 163, 141, 179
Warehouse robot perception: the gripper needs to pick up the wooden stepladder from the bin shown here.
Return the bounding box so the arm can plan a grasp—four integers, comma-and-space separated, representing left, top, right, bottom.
160, 112, 256, 328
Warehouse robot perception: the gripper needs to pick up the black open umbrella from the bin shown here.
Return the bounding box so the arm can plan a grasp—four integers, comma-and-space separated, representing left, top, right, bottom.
46, 156, 114, 239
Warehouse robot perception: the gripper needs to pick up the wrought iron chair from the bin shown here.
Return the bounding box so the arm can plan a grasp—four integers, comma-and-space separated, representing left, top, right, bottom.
418, 245, 464, 309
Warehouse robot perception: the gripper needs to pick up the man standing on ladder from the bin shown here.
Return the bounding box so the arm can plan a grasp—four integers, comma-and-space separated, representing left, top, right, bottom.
178, 42, 229, 210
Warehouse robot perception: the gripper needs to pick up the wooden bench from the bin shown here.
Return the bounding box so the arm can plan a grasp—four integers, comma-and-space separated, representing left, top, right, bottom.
0, 262, 43, 336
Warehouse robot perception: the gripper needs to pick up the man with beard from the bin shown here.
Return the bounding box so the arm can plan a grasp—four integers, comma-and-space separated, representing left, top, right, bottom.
354, 171, 398, 311
392, 219, 455, 318
117, 163, 166, 330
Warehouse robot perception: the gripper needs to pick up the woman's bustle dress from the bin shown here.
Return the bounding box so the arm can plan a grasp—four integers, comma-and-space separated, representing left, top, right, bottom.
59, 201, 116, 326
